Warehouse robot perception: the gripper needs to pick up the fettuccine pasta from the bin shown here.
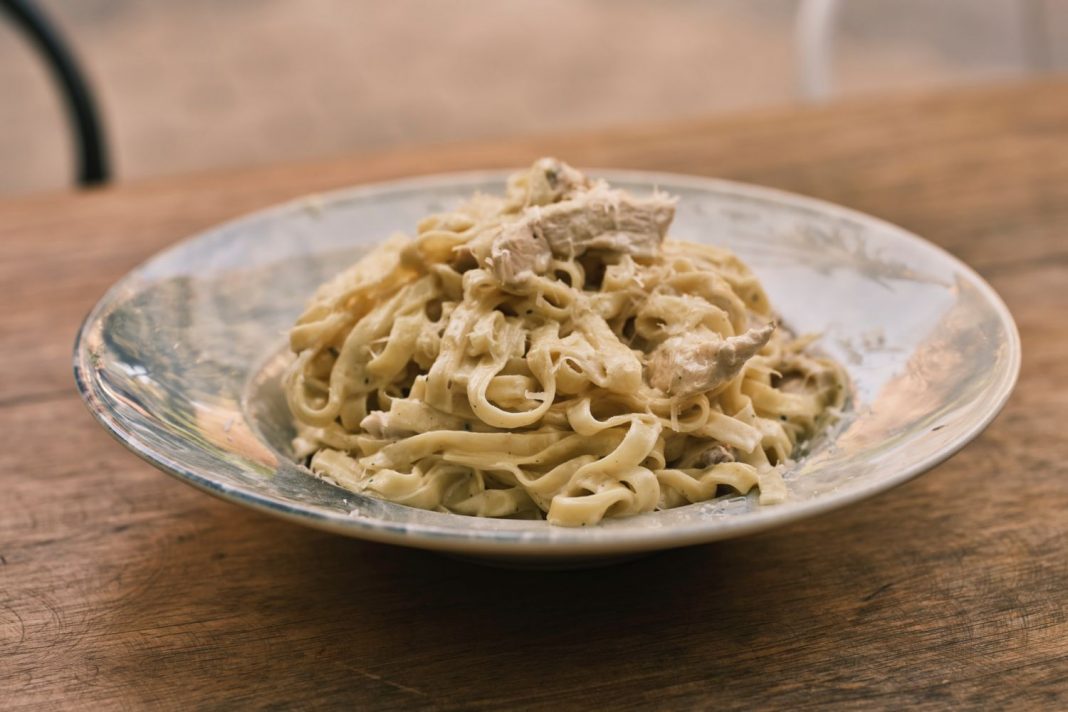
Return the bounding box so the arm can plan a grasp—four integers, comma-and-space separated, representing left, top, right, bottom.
285, 159, 846, 526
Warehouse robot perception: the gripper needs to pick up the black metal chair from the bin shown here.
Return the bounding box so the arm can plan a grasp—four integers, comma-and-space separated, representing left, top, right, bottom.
1, 0, 109, 186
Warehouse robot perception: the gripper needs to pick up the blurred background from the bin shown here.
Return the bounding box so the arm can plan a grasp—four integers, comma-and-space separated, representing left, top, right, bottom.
2, 0, 1066, 197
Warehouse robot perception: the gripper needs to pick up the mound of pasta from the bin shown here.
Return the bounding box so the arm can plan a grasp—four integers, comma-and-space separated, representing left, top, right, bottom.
285, 159, 846, 526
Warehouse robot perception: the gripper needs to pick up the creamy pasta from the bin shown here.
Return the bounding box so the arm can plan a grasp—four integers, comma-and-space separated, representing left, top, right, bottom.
284, 159, 846, 526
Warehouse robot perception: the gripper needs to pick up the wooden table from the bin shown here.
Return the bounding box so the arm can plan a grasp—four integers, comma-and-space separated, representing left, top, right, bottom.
3, 81, 1066, 710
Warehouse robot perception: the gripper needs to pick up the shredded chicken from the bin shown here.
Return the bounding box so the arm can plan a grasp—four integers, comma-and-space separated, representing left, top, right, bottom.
678, 444, 736, 469
696, 445, 735, 467
507, 157, 592, 208
487, 222, 552, 288
485, 181, 676, 288
530, 183, 676, 260
647, 322, 776, 397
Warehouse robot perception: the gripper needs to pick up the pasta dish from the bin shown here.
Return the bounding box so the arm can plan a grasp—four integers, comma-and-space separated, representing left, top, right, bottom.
284, 159, 846, 526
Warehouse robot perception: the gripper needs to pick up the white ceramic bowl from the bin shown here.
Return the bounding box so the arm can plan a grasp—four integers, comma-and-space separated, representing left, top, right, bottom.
74, 170, 1020, 566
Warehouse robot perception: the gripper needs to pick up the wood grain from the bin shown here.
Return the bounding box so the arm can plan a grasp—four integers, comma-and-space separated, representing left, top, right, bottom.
2, 81, 1067, 710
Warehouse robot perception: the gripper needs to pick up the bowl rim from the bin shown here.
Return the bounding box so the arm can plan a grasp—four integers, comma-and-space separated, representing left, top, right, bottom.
72, 168, 1022, 556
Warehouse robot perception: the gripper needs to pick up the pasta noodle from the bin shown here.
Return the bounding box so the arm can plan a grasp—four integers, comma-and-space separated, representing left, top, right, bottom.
285, 159, 847, 526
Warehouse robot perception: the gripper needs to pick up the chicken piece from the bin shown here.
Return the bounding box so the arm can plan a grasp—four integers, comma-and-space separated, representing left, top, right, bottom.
647, 323, 776, 397
484, 183, 676, 290
486, 221, 552, 288
480, 164, 676, 290
506, 157, 592, 209
677, 443, 736, 469
531, 183, 676, 261
696, 444, 735, 467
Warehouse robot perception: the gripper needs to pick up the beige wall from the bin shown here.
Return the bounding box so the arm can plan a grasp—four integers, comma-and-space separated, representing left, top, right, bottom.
1, 0, 1065, 195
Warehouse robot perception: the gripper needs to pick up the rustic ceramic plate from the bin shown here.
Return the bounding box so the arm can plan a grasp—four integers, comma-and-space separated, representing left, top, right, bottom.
74, 170, 1020, 566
